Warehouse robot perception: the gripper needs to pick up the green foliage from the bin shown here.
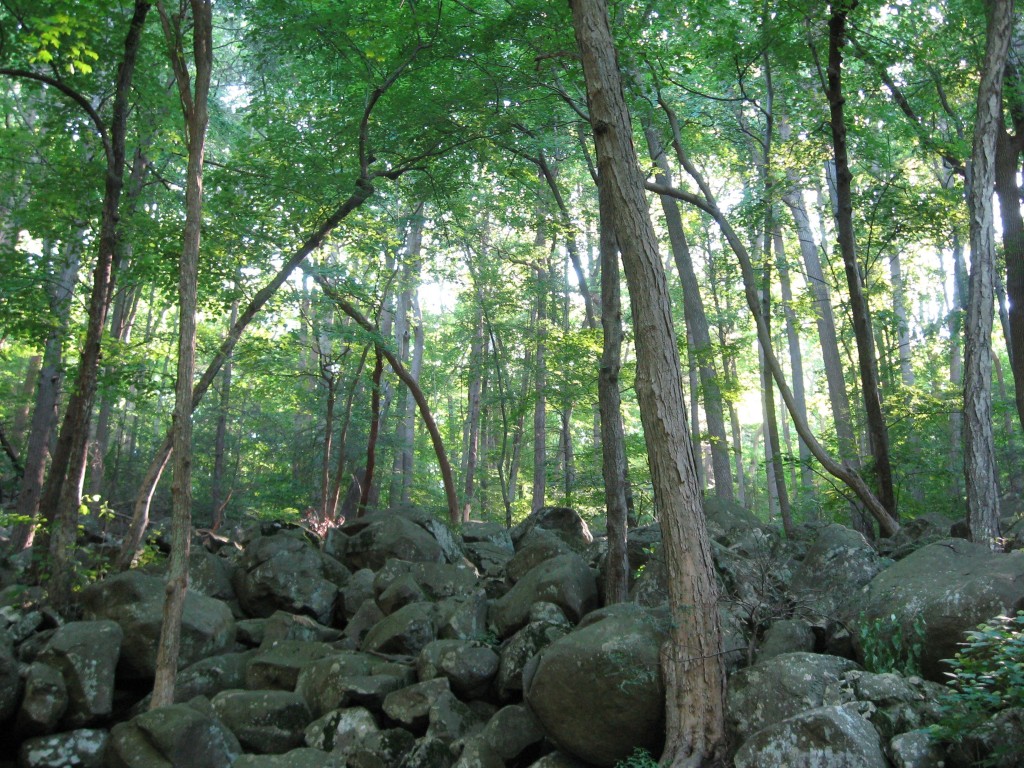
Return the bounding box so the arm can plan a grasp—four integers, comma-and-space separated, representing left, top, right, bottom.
857, 612, 926, 676
614, 747, 658, 768
930, 613, 1024, 762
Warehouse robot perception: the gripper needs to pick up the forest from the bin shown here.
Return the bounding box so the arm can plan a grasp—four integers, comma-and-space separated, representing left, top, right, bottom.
0, 0, 1021, 765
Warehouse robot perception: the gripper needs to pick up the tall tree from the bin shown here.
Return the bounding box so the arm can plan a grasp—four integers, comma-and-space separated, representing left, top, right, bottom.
151, 0, 213, 709
963, 0, 1013, 548
569, 1, 726, 764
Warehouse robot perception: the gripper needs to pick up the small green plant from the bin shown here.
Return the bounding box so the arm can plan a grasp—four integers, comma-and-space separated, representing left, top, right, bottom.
856, 612, 926, 675
614, 747, 658, 768
929, 612, 1024, 765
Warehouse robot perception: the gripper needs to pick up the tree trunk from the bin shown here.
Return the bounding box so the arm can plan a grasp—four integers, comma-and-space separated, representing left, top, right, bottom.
947, 234, 967, 501
11, 239, 82, 551
646, 125, 733, 500
996, 127, 1024, 430
532, 246, 549, 512
211, 299, 237, 529
462, 298, 484, 522
963, 0, 1012, 548
39, 1, 150, 609
569, 2, 726, 764
597, 179, 632, 605
151, 0, 213, 709
825, 2, 897, 524
360, 350, 384, 516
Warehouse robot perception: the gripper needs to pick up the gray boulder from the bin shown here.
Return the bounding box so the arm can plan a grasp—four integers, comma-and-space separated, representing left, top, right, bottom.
849, 539, 1024, 681
18, 728, 108, 768
733, 704, 889, 768
361, 601, 439, 655
338, 568, 377, 621
37, 620, 122, 727
756, 619, 816, 662
889, 730, 946, 768
792, 524, 888, 618
383, 677, 451, 731
489, 553, 598, 638
426, 689, 483, 744
435, 591, 489, 641
480, 703, 545, 762
211, 689, 312, 754
330, 512, 445, 570
132, 651, 253, 713
417, 639, 499, 699
726, 652, 861, 743
303, 705, 378, 752
15, 662, 68, 735
511, 506, 593, 553
398, 736, 453, 768
524, 603, 667, 767
233, 748, 347, 768
79, 571, 233, 681
506, 532, 574, 583
496, 611, 571, 701
1, 635, 22, 723
245, 641, 338, 691
704, 495, 771, 546
233, 534, 341, 624
106, 702, 242, 768
295, 651, 414, 718
374, 559, 480, 602
260, 610, 342, 646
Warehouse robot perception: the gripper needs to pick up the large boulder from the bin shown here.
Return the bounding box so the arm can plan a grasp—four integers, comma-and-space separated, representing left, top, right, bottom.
489, 553, 598, 638
295, 651, 414, 718
726, 652, 861, 743
1, 632, 23, 723
416, 639, 499, 699
232, 534, 342, 624
848, 539, 1024, 681
80, 571, 234, 681
211, 689, 313, 754
18, 728, 108, 768
245, 641, 338, 691
16, 662, 68, 735
328, 511, 446, 570
361, 601, 439, 656
524, 603, 668, 767
732, 705, 889, 768
37, 620, 122, 727
106, 702, 242, 768
791, 524, 888, 618
496, 609, 571, 702
511, 507, 593, 553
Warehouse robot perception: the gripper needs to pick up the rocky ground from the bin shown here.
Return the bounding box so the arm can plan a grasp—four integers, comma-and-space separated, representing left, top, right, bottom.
1, 501, 1023, 767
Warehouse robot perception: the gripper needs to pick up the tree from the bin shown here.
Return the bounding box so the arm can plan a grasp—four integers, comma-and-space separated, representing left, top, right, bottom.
568, 1, 726, 764
963, 0, 1013, 548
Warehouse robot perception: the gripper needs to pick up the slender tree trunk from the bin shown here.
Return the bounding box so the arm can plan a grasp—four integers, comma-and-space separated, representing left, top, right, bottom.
360, 350, 384, 516
996, 127, 1024, 431
570, 2, 726, 764
12, 355, 41, 447
646, 126, 732, 500
597, 180, 632, 605
151, 0, 212, 709
462, 298, 484, 522
826, 2, 897, 524
39, 1, 150, 609
760, 267, 793, 537
948, 234, 967, 500
12, 240, 82, 550
532, 247, 549, 512
210, 299, 237, 529
326, 346, 369, 522
963, 0, 1012, 548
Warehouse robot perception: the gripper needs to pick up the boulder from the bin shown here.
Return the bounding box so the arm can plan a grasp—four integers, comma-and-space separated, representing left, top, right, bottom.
233, 748, 347, 768
489, 553, 598, 638
295, 651, 414, 718
704, 495, 771, 546
245, 641, 338, 691
260, 610, 342, 646
374, 559, 480, 602
233, 534, 341, 624
106, 702, 241, 768
756, 619, 816, 662
496, 611, 571, 701
524, 603, 668, 767
888, 730, 946, 768
338, 568, 377, 621
480, 704, 545, 762
506, 532, 574, 583
435, 591, 489, 641
330, 512, 445, 570
383, 677, 452, 731
15, 662, 68, 736
792, 524, 888, 618
426, 689, 483, 744
398, 736, 454, 768
726, 652, 861, 742
79, 571, 233, 681
303, 705, 378, 752
733, 705, 889, 768
361, 601, 439, 655
188, 550, 238, 607
1, 634, 22, 723
416, 639, 499, 699
345, 728, 417, 767
37, 620, 122, 727
132, 651, 253, 712
211, 689, 312, 754
849, 539, 1024, 681
18, 728, 107, 768
511, 506, 593, 553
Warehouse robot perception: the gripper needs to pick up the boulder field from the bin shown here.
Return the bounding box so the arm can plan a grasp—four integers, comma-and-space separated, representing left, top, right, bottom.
1, 502, 1023, 767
